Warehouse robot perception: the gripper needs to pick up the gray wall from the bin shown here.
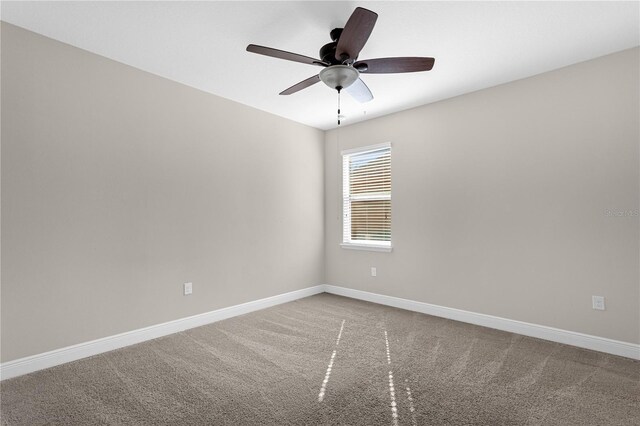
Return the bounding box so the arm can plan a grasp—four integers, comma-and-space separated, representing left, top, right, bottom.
1, 23, 325, 362
325, 48, 640, 344
2, 22, 638, 364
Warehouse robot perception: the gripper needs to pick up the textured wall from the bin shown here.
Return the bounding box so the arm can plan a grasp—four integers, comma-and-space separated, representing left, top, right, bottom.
1, 23, 325, 362
325, 48, 639, 344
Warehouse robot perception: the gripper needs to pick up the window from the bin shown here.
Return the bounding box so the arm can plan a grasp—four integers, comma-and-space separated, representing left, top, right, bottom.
341, 143, 392, 252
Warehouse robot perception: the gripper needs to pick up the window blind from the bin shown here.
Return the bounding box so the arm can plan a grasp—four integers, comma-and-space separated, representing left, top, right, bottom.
342, 144, 391, 247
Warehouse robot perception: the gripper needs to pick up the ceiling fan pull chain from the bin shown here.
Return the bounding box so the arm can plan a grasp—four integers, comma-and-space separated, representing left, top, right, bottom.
337, 88, 341, 126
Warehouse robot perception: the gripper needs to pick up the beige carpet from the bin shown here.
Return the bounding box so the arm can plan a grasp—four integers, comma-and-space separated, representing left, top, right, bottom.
1, 293, 639, 425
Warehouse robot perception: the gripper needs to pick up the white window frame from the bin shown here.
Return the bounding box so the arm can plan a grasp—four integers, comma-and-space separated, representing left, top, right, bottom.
341, 142, 392, 252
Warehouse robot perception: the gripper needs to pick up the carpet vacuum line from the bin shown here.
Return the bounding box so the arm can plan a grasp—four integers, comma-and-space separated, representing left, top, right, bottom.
384, 330, 399, 426
318, 319, 345, 402
405, 379, 417, 426
386, 330, 418, 426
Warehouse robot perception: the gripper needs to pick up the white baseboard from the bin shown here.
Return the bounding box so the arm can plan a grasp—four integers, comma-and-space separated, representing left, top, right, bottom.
3, 283, 637, 381
0, 285, 325, 381
324, 285, 640, 360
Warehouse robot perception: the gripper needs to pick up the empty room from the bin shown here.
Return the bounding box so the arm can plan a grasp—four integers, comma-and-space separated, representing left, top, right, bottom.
1, 1, 638, 425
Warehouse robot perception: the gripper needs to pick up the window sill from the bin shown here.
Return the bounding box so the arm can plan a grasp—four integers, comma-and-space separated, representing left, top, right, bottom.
340, 243, 393, 253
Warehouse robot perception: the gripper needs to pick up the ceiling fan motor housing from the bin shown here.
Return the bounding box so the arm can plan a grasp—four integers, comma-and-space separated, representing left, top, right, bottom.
320, 28, 349, 65
330, 28, 343, 42
319, 42, 338, 64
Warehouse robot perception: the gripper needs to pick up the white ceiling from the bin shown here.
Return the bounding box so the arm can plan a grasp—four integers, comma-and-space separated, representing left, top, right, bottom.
2, 1, 639, 130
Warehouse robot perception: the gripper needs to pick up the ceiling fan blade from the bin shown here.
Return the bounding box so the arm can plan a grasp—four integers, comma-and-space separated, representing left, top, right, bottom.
355, 57, 435, 73
335, 7, 378, 62
345, 78, 373, 103
280, 75, 321, 95
247, 44, 326, 67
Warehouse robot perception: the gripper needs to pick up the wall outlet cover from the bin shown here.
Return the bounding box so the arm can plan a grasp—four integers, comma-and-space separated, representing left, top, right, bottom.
184, 282, 193, 296
592, 295, 605, 310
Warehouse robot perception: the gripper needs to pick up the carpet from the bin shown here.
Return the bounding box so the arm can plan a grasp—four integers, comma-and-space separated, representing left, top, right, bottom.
1, 293, 638, 425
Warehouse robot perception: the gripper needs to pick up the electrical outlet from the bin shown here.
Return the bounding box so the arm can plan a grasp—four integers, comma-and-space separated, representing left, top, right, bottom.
592, 295, 605, 311
184, 282, 193, 296
371, 267, 377, 277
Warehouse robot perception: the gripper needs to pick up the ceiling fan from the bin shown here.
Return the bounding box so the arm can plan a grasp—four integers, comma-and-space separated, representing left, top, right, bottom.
246, 7, 435, 104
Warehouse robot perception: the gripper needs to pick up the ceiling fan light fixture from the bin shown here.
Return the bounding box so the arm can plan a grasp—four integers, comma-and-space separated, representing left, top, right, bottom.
319, 65, 359, 91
